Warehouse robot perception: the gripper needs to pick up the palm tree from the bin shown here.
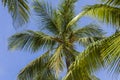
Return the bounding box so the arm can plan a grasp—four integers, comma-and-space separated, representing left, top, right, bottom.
1, 0, 29, 27
64, 0, 120, 80
8, 0, 105, 80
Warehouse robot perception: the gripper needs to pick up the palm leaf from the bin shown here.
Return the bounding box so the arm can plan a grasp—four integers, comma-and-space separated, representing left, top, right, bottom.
74, 24, 105, 37
78, 36, 105, 47
49, 45, 64, 75
17, 51, 57, 80
8, 30, 56, 52
59, 0, 78, 30
2, 0, 30, 27
64, 32, 120, 80
102, 0, 120, 6
67, 11, 86, 28
64, 43, 103, 80
33, 0, 60, 35
68, 4, 120, 28
83, 4, 120, 27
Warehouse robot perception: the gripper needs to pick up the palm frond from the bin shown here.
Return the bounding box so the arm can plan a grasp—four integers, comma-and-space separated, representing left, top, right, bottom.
74, 24, 105, 47
68, 4, 120, 28
64, 65, 92, 80
78, 36, 105, 47
17, 51, 57, 80
83, 4, 120, 27
74, 24, 105, 38
64, 32, 120, 80
2, 0, 30, 27
67, 11, 86, 28
33, 70, 57, 80
49, 45, 64, 75
8, 30, 56, 52
52, 10, 64, 34
33, 0, 60, 35
102, 0, 120, 6
64, 42, 103, 80
59, 0, 78, 30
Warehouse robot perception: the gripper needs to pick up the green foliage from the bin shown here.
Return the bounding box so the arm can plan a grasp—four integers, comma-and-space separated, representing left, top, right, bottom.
59, 0, 77, 27
63, 0, 120, 79
69, 0, 120, 28
33, 1, 60, 35
64, 32, 120, 80
9, 30, 56, 52
2, 0, 30, 27
49, 45, 64, 75
8, 0, 107, 80
18, 51, 57, 80
102, 0, 120, 6
74, 24, 105, 47
83, 4, 120, 27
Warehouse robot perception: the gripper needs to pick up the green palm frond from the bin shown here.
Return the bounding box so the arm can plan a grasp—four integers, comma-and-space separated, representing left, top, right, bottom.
59, 0, 78, 30
74, 24, 105, 37
83, 4, 120, 27
102, 0, 120, 6
8, 30, 56, 52
67, 11, 86, 28
64, 66, 92, 80
49, 45, 64, 75
64, 32, 120, 80
64, 43, 103, 80
34, 71, 57, 80
68, 4, 120, 28
33, 0, 60, 35
78, 36, 105, 47
18, 51, 57, 80
2, 0, 30, 27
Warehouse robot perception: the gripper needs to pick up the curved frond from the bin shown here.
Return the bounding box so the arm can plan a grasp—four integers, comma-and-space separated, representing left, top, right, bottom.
64, 43, 103, 80
17, 51, 57, 80
78, 36, 105, 47
68, 4, 120, 28
67, 11, 86, 28
74, 24, 105, 47
33, 0, 60, 35
102, 0, 120, 6
59, 0, 78, 30
64, 32, 120, 80
74, 24, 105, 37
49, 45, 64, 75
83, 4, 120, 27
8, 30, 56, 52
2, 0, 30, 27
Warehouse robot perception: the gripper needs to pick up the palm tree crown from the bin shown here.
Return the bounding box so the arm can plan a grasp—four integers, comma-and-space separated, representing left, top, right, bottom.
8, 0, 105, 80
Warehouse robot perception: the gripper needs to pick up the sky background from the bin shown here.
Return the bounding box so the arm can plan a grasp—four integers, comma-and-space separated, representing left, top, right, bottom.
0, 0, 119, 80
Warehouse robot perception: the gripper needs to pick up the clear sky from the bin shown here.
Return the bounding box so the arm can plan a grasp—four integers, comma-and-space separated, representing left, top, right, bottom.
0, 0, 119, 80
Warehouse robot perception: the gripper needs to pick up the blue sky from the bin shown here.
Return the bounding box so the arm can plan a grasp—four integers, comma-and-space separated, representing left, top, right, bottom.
0, 0, 119, 80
